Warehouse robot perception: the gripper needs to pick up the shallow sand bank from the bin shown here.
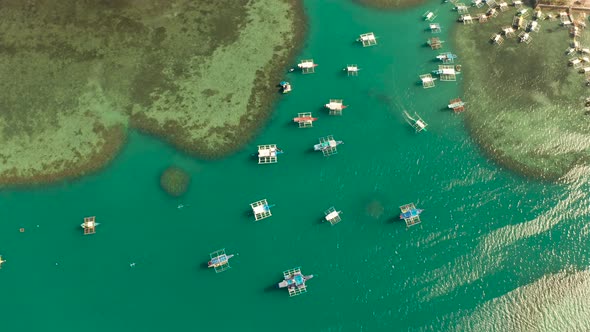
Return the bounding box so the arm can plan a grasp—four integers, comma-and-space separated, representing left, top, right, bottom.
453, 6, 590, 180
0, 0, 304, 185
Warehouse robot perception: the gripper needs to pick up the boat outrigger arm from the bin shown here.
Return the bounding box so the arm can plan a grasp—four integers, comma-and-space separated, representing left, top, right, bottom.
208, 254, 234, 268
278, 273, 314, 289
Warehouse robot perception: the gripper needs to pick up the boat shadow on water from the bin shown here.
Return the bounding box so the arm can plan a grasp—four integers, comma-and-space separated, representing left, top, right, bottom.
386, 216, 405, 226
243, 209, 254, 218
263, 283, 280, 293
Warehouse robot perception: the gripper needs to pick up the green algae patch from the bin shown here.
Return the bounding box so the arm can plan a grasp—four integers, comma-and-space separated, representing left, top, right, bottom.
454, 7, 590, 180
160, 166, 190, 197
0, 0, 302, 185
130, 0, 302, 158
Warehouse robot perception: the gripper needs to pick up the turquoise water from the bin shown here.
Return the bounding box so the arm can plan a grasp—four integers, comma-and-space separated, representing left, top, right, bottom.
2, 0, 590, 331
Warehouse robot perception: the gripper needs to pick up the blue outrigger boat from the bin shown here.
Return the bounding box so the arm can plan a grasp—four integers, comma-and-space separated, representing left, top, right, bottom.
436, 52, 457, 63
400, 208, 423, 220
278, 267, 314, 297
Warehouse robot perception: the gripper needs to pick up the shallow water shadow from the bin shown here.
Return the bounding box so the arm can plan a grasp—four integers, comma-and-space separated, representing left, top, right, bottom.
199, 261, 210, 270
275, 84, 284, 95
263, 283, 280, 293
284, 119, 299, 129
248, 153, 258, 162
305, 146, 318, 155
243, 209, 254, 218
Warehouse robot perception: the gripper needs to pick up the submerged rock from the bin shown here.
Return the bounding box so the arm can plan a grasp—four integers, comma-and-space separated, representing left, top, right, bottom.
160, 166, 190, 197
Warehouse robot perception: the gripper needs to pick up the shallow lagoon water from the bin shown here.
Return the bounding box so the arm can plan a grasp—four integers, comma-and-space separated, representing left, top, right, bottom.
1, 1, 590, 331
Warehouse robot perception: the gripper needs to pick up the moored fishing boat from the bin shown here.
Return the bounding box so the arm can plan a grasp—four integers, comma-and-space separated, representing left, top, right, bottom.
278, 267, 314, 297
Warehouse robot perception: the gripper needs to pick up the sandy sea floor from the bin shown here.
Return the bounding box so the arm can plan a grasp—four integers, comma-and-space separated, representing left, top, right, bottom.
0, 0, 302, 185
452, 5, 590, 180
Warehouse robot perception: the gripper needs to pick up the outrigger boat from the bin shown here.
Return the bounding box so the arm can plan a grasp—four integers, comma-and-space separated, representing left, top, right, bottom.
293, 115, 317, 123
208, 253, 234, 269
436, 52, 457, 63
403, 111, 428, 132
448, 98, 466, 110
278, 267, 314, 297
399, 203, 423, 227
314, 137, 343, 152
257, 144, 283, 164
208, 248, 234, 273
280, 81, 292, 94
400, 207, 423, 220
81, 216, 100, 235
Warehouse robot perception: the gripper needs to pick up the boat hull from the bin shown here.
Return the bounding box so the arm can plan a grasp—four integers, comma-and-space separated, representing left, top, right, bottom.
208, 254, 234, 268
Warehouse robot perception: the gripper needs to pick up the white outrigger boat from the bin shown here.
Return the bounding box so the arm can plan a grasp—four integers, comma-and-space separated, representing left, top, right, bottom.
403, 111, 428, 132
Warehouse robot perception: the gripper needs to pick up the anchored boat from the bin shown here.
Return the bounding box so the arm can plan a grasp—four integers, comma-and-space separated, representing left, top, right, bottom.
314, 135, 343, 156
208, 248, 234, 273
81, 216, 100, 235
278, 267, 314, 297
403, 111, 428, 132
436, 52, 457, 63
208, 253, 234, 269
280, 81, 292, 94
448, 98, 466, 112
399, 203, 423, 227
